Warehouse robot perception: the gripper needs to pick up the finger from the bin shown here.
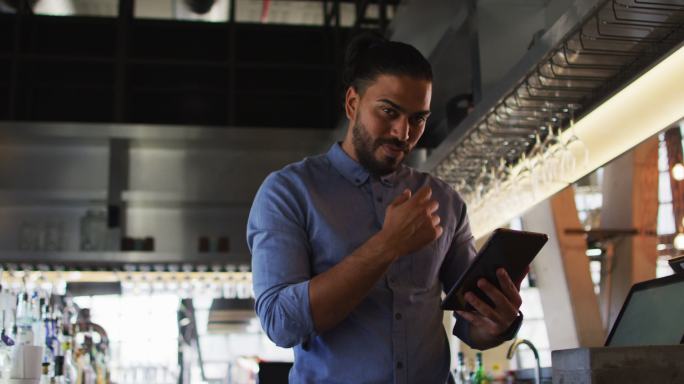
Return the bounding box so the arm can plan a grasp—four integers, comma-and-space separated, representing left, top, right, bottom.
456, 310, 498, 334
477, 278, 518, 319
426, 200, 439, 214
464, 291, 502, 323
497, 268, 523, 308
390, 189, 412, 207
412, 185, 432, 203
455, 310, 485, 327
457, 310, 509, 337
434, 225, 444, 239
431, 213, 441, 227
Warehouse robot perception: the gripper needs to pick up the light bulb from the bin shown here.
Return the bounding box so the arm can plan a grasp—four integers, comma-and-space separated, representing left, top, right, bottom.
671, 163, 684, 181
674, 232, 684, 251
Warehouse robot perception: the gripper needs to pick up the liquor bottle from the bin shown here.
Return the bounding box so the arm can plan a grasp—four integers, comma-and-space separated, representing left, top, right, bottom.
74, 329, 96, 384
60, 327, 78, 384
52, 356, 66, 384
78, 353, 96, 384
40, 362, 51, 384
471, 352, 485, 384
42, 304, 56, 368
94, 351, 107, 384
33, 296, 46, 348
15, 293, 31, 327
15, 293, 35, 345
455, 351, 468, 384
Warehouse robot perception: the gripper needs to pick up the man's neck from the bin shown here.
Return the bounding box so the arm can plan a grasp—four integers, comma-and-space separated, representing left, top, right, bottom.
340, 139, 359, 163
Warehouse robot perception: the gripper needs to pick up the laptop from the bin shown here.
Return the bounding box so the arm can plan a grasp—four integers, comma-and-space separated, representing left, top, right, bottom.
604, 273, 684, 347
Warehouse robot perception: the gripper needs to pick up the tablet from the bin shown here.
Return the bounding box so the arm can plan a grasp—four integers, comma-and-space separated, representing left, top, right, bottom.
440, 228, 548, 311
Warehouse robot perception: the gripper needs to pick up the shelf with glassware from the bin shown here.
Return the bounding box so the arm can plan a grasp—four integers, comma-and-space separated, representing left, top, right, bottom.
0, 284, 111, 384
0, 189, 251, 270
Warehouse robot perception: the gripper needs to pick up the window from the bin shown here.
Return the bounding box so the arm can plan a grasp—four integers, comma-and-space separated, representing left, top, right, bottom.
656, 133, 677, 278
509, 218, 551, 369
73, 294, 180, 384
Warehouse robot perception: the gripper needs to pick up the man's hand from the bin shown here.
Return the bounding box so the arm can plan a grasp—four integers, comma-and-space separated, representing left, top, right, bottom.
309, 185, 443, 334
378, 185, 443, 259
456, 268, 526, 340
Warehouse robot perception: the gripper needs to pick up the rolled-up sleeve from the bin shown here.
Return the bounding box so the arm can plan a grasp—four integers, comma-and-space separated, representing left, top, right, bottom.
438, 193, 479, 348
247, 172, 316, 348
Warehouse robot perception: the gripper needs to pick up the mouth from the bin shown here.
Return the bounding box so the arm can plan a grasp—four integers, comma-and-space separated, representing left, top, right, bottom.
380, 143, 405, 158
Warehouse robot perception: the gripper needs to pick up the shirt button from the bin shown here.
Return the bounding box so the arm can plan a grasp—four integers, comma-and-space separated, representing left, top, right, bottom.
388, 277, 396, 284
395, 313, 402, 320
396, 361, 403, 369
376, 197, 382, 203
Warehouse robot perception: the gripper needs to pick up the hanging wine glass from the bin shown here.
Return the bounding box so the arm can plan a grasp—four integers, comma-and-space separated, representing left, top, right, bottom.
559, 106, 590, 180
515, 152, 534, 204
542, 125, 563, 185
475, 165, 493, 206
453, 179, 471, 208
528, 133, 546, 196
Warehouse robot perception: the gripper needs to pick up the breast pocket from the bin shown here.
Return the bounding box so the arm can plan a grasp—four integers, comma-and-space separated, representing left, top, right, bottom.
410, 224, 454, 290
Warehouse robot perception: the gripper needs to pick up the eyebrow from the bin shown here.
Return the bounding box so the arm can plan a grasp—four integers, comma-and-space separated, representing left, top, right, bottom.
377, 98, 431, 117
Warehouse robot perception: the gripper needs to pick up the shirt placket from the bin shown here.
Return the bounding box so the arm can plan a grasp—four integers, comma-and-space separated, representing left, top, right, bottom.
391, 285, 409, 384
372, 180, 408, 384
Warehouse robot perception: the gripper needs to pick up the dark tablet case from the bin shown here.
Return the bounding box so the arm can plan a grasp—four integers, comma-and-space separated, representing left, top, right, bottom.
441, 228, 548, 311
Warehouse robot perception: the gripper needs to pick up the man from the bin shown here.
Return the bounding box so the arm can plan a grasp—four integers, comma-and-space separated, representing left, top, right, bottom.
247, 34, 524, 383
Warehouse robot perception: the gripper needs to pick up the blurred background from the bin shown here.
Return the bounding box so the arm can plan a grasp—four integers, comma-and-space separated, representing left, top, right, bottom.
0, 0, 682, 383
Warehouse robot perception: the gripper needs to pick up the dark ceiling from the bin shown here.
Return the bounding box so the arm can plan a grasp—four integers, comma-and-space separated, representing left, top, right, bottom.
1, 0, 481, 150
0, 0, 403, 130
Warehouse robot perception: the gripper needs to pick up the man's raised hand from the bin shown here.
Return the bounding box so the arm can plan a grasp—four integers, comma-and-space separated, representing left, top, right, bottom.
380, 185, 443, 258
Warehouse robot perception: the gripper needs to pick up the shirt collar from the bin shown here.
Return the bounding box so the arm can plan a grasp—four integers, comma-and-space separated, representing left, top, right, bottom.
327, 143, 401, 187
378, 170, 400, 187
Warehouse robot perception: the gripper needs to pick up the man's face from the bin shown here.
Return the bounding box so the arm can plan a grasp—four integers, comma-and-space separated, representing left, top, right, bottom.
344, 74, 432, 176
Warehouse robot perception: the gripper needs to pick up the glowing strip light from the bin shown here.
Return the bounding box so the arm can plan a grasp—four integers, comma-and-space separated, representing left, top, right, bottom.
469, 44, 684, 239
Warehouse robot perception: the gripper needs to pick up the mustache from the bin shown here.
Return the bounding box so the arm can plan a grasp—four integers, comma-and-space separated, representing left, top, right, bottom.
374, 138, 409, 152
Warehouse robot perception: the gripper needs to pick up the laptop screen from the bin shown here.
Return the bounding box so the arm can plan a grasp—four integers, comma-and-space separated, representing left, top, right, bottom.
606, 274, 684, 347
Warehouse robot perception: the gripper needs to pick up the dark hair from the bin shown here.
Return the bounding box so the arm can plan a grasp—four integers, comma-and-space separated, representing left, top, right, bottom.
343, 32, 433, 94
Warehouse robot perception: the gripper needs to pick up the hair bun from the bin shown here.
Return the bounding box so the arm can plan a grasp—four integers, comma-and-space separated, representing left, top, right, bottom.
343, 32, 387, 87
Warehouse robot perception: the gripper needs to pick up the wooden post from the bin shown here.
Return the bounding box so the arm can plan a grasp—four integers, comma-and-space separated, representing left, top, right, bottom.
665, 127, 684, 232
600, 136, 659, 328
522, 187, 605, 349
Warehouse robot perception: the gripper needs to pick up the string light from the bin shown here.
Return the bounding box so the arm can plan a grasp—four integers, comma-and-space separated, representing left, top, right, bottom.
671, 163, 684, 181
673, 233, 684, 251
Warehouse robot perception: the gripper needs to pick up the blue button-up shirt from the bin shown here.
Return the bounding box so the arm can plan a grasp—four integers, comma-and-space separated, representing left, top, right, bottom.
247, 143, 477, 383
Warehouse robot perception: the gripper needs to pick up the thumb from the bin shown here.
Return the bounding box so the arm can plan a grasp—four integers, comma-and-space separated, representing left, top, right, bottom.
390, 189, 412, 207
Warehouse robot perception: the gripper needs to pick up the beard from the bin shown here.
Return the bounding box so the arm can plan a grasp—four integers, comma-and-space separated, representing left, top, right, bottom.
351, 115, 409, 176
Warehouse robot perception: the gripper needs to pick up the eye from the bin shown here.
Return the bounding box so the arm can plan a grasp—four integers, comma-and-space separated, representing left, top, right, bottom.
411, 115, 428, 125
381, 107, 398, 117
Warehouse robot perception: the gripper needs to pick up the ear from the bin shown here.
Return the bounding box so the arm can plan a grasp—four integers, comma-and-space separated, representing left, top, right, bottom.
345, 86, 359, 121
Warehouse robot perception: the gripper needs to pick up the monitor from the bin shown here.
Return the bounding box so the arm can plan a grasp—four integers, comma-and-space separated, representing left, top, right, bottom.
669, 255, 684, 274
605, 274, 684, 347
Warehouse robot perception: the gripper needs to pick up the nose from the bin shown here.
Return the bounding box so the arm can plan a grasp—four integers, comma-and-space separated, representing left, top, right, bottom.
390, 117, 410, 142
